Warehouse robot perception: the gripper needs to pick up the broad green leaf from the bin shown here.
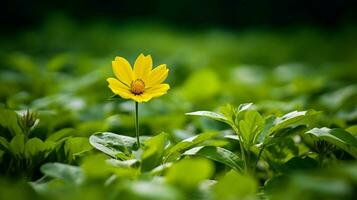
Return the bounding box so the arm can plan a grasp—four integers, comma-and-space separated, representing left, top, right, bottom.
89, 132, 136, 159
280, 157, 318, 173
237, 109, 264, 147
0, 136, 10, 152
125, 180, 184, 200
41, 162, 84, 185
306, 127, 357, 158
264, 125, 307, 147
81, 154, 113, 178
141, 133, 168, 172
10, 134, 25, 155
0, 108, 23, 137
214, 171, 257, 200
270, 110, 316, 133
255, 116, 276, 144
166, 158, 214, 190
163, 132, 217, 161
185, 111, 229, 124
150, 163, 173, 175
220, 104, 236, 123
25, 137, 44, 158
65, 137, 92, 162
47, 128, 74, 142
183, 146, 243, 172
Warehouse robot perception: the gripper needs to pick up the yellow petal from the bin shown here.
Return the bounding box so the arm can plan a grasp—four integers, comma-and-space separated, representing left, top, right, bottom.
146, 84, 170, 96
146, 64, 169, 87
134, 54, 152, 81
107, 78, 132, 98
131, 93, 153, 103
112, 57, 134, 86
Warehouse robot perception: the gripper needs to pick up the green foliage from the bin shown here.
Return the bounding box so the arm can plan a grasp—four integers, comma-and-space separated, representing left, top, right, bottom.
166, 158, 214, 190
40, 163, 84, 185
89, 132, 136, 159
0, 18, 356, 199
184, 146, 243, 172
213, 171, 257, 200
141, 132, 167, 172
306, 127, 357, 158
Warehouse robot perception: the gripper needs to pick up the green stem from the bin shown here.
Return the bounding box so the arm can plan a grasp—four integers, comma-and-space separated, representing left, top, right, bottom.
232, 125, 247, 173
135, 101, 140, 148
254, 145, 265, 174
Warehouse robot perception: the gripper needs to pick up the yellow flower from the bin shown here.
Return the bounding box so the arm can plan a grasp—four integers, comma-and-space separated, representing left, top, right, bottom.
107, 54, 170, 103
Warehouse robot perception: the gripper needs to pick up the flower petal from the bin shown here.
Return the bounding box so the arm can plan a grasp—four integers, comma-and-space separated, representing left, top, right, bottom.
146, 84, 170, 97
134, 54, 152, 81
112, 57, 134, 86
107, 78, 132, 98
131, 93, 153, 103
146, 64, 169, 87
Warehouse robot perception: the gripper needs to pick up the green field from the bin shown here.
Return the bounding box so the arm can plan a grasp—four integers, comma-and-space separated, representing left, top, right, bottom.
1, 17, 357, 200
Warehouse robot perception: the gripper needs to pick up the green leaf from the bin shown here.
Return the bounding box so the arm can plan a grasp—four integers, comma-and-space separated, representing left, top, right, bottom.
255, 116, 276, 144
65, 137, 92, 162
166, 158, 214, 190
237, 103, 254, 112
185, 111, 229, 124
47, 128, 74, 142
237, 109, 264, 147
10, 134, 25, 156
141, 133, 168, 172
163, 132, 217, 162
0, 108, 23, 137
0, 136, 10, 152
183, 146, 243, 172
306, 127, 357, 158
125, 180, 183, 200
81, 154, 113, 178
25, 137, 45, 158
270, 110, 316, 134
89, 132, 136, 159
220, 104, 236, 123
280, 157, 318, 173
264, 125, 307, 147
235, 103, 255, 122
213, 171, 257, 200
40, 162, 84, 185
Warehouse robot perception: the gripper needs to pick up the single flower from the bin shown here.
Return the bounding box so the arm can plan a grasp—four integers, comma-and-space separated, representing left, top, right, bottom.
107, 54, 170, 102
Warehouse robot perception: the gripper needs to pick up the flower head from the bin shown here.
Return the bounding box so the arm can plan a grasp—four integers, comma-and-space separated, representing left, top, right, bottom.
107, 54, 170, 102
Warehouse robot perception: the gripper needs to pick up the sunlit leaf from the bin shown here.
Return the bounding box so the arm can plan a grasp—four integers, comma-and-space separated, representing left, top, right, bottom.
163, 132, 218, 162
237, 109, 264, 147
141, 133, 168, 172
185, 111, 229, 124
306, 127, 357, 158
89, 132, 136, 159
40, 163, 84, 185
214, 171, 257, 200
183, 146, 243, 172
0, 108, 23, 137
166, 158, 214, 190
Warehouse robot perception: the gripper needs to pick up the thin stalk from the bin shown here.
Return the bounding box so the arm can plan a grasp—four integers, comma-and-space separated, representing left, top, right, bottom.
135, 101, 140, 148
232, 125, 247, 173
254, 145, 265, 174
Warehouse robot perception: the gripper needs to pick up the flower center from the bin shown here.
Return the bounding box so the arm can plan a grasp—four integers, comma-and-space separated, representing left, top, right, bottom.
131, 79, 145, 95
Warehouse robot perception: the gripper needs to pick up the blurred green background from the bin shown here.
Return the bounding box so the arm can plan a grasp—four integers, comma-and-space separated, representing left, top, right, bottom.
1, 0, 356, 134
1, 0, 357, 199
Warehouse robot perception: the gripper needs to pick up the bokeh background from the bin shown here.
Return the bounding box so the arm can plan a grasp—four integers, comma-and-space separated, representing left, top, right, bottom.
1, 0, 357, 199
1, 0, 357, 133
